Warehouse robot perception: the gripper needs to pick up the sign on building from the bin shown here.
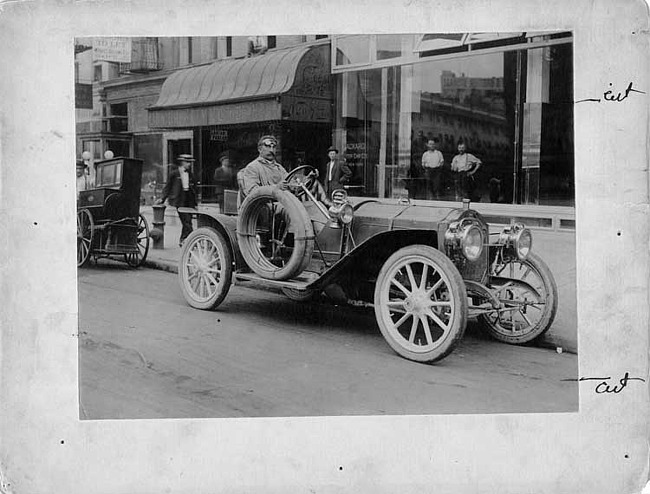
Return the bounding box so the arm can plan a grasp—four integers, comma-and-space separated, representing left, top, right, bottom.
93, 37, 132, 63
75, 83, 93, 109
210, 128, 228, 142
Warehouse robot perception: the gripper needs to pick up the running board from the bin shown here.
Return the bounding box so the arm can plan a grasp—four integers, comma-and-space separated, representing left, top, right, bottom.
234, 272, 315, 291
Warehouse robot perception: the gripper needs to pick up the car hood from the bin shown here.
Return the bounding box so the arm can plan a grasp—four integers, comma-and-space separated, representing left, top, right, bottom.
352, 200, 462, 231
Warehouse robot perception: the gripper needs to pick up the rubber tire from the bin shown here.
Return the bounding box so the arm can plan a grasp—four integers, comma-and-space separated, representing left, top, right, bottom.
281, 287, 317, 302
479, 253, 558, 344
237, 185, 314, 281
374, 245, 468, 364
178, 227, 233, 310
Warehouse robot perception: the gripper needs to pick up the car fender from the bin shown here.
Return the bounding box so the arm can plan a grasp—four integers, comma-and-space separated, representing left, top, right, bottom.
308, 228, 444, 290
186, 207, 245, 270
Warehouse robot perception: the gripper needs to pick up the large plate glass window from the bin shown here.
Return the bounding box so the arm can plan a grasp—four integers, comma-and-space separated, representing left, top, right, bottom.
335, 35, 371, 67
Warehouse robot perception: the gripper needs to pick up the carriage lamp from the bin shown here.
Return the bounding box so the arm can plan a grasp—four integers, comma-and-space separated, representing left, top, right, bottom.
498, 222, 532, 260
445, 220, 485, 261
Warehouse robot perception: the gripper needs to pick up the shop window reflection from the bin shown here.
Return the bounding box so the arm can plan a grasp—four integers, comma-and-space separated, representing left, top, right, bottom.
408, 53, 511, 203
335, 41, 573, 206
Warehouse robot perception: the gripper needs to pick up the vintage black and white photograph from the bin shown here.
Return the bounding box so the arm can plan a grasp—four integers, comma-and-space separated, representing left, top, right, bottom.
3, 0, 650, 492
75, 33, 579, 419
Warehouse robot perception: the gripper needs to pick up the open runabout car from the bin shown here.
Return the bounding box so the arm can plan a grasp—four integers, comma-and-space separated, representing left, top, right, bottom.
177, 165, 558, 364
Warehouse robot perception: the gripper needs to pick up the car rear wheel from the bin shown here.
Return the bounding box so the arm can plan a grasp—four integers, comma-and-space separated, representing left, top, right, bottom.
374, 245, 467, 364
478, 253, 558, 344
178, 227, 233, 310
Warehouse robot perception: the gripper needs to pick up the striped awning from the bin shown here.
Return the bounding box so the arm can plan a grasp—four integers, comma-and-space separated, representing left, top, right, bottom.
149, 44, 314, 128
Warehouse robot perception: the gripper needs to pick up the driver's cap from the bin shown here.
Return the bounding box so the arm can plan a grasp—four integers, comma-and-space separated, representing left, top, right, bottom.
258, 135, 278, 147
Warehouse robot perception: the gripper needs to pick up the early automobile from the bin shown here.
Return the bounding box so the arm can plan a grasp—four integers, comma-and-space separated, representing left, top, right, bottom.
177, 165, 558, 364
77, 157, 150, 268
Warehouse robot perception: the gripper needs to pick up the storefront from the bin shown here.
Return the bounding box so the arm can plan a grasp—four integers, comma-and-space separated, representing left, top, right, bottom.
76, 75, 167, 205
148, 42, 334, 206
330, 33, 575, 212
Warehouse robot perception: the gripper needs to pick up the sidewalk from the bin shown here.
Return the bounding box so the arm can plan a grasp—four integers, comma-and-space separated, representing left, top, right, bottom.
140, 206, 183, 274
139, 206, 577, 352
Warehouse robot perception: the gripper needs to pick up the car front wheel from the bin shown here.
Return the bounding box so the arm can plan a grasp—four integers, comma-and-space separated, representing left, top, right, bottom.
374, 245, 468, 364
178, 227, 233, 310
478, 253, 558, 344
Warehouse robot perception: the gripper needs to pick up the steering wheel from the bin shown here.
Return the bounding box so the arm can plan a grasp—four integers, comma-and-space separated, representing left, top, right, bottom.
285, 165, 318, 195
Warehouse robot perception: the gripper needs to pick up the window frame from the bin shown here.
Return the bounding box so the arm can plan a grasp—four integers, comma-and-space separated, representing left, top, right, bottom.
331, 33, 573, 74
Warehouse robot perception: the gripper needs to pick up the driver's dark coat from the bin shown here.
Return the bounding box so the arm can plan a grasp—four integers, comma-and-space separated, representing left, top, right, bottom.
161, 167, 197, 208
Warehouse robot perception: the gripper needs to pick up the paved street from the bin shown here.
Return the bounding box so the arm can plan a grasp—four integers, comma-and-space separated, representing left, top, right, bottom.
78, 264, 578, 419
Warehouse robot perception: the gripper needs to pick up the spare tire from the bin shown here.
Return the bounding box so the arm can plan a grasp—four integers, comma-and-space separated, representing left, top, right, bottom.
237, 185, 314, 280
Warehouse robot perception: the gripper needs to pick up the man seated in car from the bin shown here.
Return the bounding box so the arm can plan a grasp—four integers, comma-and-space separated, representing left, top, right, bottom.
240, 135, 333, 209
240, 135, 287, 198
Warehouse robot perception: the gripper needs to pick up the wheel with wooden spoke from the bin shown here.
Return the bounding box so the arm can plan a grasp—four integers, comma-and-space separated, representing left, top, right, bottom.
77, 208, 94, 268
178, 227, 233, 310
125, 214, 150, 267
479, 253, 558, 344
374, 245, 467, 364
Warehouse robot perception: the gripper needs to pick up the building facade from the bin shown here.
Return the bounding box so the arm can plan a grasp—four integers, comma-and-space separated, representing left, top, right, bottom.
75, 33, 575, 225
75, 35, 331, 205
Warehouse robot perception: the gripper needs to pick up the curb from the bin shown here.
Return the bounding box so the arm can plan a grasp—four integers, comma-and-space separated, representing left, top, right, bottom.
143, 258, 178, 274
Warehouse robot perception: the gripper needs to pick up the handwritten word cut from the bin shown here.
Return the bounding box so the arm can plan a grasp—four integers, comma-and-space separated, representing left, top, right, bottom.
575, 372, 646, 394
595, 372, 645, 394
576, 82, 645, 104
603, 82, 645, 102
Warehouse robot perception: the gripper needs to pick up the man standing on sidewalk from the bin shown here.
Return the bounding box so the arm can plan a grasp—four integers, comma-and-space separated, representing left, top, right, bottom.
157, 154, 197, 247
324, 146, 352, 196
76, 158, 93, 198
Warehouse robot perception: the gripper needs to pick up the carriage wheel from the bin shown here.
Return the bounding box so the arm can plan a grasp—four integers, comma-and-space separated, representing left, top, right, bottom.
77, 209, 94, 268
125, 214, 151, 268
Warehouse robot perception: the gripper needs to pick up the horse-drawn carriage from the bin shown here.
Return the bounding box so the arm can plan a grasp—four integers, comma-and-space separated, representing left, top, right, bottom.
77, 157, 150, 268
